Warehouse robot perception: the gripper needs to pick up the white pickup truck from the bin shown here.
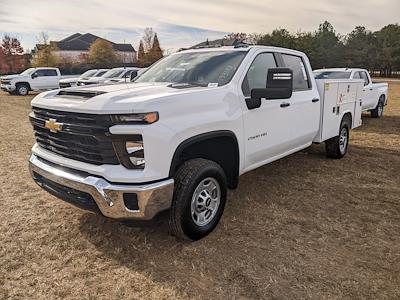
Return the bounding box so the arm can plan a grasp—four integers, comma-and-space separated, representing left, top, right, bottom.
29, 46, 364, 240
314, 68, 388, 118
0, 67, 62, 96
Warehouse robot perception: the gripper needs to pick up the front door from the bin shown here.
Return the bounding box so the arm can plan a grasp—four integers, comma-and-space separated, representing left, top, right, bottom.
241, 52, 293, 170
31, 70, 48, 90
355, 71, 374, 110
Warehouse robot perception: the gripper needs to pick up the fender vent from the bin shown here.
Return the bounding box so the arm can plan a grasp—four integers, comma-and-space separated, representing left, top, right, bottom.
57, 90, 106, 99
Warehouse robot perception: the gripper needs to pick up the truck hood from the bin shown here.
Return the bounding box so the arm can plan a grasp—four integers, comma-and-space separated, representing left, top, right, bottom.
1, 74, 21, 80
31, 82, 220, 114
59, 77, 80, 83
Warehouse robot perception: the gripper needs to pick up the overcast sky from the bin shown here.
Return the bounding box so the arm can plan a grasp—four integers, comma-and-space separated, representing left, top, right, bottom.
0, 0, 399, 52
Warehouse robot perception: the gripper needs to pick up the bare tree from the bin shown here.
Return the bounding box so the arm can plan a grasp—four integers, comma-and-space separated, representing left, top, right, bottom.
142, 27, 154, 52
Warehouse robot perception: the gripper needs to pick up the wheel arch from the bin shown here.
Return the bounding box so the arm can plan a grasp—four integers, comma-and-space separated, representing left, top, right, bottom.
341, 111, 353, 129
169, 130, 240, 189
16, 81, 31, 90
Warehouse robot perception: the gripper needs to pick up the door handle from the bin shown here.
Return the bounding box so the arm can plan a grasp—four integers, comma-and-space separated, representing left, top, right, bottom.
280, 102, 290, 108
369, 88, 373, 91
312, 98, 320, 103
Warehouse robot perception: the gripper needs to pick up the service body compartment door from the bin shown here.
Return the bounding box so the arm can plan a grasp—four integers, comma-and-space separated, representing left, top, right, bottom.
314, 79, 363, 143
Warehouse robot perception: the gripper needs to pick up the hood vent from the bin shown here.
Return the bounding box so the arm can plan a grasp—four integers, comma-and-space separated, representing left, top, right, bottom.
57, 90, 106, 99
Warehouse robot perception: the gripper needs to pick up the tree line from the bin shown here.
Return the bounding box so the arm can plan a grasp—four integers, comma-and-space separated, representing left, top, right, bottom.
227, 21, 400, 77
0, 21, 399, 76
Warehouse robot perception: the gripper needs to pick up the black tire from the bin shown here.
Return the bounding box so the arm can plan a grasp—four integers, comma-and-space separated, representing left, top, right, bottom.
325, 118, 350, 159
371, 96, 384, 118
169, 158, 227, 241
16, 83, 30, 96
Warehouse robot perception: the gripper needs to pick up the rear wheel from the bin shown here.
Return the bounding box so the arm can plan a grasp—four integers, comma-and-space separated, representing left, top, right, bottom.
16, 83, 29, 96
371, 96, 384, 118
169, 158, 227, 241
325, 119, 350, 159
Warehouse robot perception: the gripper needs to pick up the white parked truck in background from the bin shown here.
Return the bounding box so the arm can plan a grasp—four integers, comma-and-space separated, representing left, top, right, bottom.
0, 67, 61, 96
29, 46, 363, 240
59, 69, 109, 88
77, 67, 139, 86
314, 68, 389, 118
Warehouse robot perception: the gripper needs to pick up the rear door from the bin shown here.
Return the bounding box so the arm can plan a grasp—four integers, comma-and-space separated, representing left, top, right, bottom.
280, 53, 320, 149
241, 51, 293, 169
43, 69, 59, 89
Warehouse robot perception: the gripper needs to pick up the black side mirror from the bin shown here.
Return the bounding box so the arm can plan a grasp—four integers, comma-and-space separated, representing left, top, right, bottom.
130, 71, 138, 81
246, 68, 293, 109
31, 73, 38, 79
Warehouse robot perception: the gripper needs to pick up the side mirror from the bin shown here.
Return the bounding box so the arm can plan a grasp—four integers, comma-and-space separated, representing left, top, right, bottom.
247, 68, 293, 109
130, 71, 138, 81
31, 73, 38, 79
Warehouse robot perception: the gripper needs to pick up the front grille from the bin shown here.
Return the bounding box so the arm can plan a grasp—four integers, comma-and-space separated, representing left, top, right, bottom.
1, 80, 11, 85
32, 171, 100, 213
30, 107, 119, 165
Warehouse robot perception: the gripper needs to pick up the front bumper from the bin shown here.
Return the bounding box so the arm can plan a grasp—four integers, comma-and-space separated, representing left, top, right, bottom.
1, 84, 15, 92
29, 154, 174, 220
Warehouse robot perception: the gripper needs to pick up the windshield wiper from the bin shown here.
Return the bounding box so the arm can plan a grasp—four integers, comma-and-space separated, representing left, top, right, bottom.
169, 82, 208, 88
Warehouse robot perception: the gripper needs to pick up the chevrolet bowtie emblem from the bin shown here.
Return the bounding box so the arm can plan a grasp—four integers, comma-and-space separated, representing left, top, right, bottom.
45, 118, 63, 133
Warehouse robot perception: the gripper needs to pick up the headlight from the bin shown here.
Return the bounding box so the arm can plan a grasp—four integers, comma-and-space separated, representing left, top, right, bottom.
112, 112, 159, 124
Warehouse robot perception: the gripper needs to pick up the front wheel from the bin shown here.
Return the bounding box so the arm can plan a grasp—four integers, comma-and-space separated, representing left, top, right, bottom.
325, 120, 349, 159
16, 84, 29, 96
169, 158, 227, 241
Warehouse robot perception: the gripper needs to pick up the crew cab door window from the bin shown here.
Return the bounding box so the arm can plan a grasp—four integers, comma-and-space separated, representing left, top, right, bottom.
34, 70, 46, 77
281, 54, 310, 91
241, 52, 277, 97
44, 69, 58, 76
353, 72, 361, 79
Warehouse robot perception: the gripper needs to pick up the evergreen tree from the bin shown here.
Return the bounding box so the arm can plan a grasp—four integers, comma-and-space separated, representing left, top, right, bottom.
138, 40, 145, 66
149, 33, 163, 62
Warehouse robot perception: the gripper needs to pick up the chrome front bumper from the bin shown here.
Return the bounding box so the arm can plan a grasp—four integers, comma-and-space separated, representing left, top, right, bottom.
29, 154, 174, 220
1, 84, 15, 92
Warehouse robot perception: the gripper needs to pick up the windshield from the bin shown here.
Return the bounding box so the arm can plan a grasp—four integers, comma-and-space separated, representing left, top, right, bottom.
80, 70, 98, 78
20, 68, 35, 76
102, 69, 124, 78
314, 71, 351, 79
135, 51, 247, 87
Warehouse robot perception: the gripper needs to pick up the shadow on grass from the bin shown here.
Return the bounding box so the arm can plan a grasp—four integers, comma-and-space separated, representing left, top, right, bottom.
77, 141, 400, 299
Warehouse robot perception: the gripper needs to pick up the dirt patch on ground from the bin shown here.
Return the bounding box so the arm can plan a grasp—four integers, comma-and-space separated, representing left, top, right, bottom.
0, 83, 399, 299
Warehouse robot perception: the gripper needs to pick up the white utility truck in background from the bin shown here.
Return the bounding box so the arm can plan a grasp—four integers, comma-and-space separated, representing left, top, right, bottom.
29, 45, 363, 241
0, 67, 62, 96
314, 68, 389, 118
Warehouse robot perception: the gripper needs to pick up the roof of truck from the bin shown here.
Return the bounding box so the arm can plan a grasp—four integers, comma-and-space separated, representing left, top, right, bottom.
178, 45, 307, 57
314, 68, 366, 73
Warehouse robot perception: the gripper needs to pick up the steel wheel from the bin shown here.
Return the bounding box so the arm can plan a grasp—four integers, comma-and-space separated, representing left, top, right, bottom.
339, 127, 348, 155
191, 177, 221, 227
17, 85, 28, 96
378, 101, 384, 117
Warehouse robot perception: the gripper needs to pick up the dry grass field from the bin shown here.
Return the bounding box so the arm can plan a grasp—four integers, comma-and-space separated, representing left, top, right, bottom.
0, 81, 399, 299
